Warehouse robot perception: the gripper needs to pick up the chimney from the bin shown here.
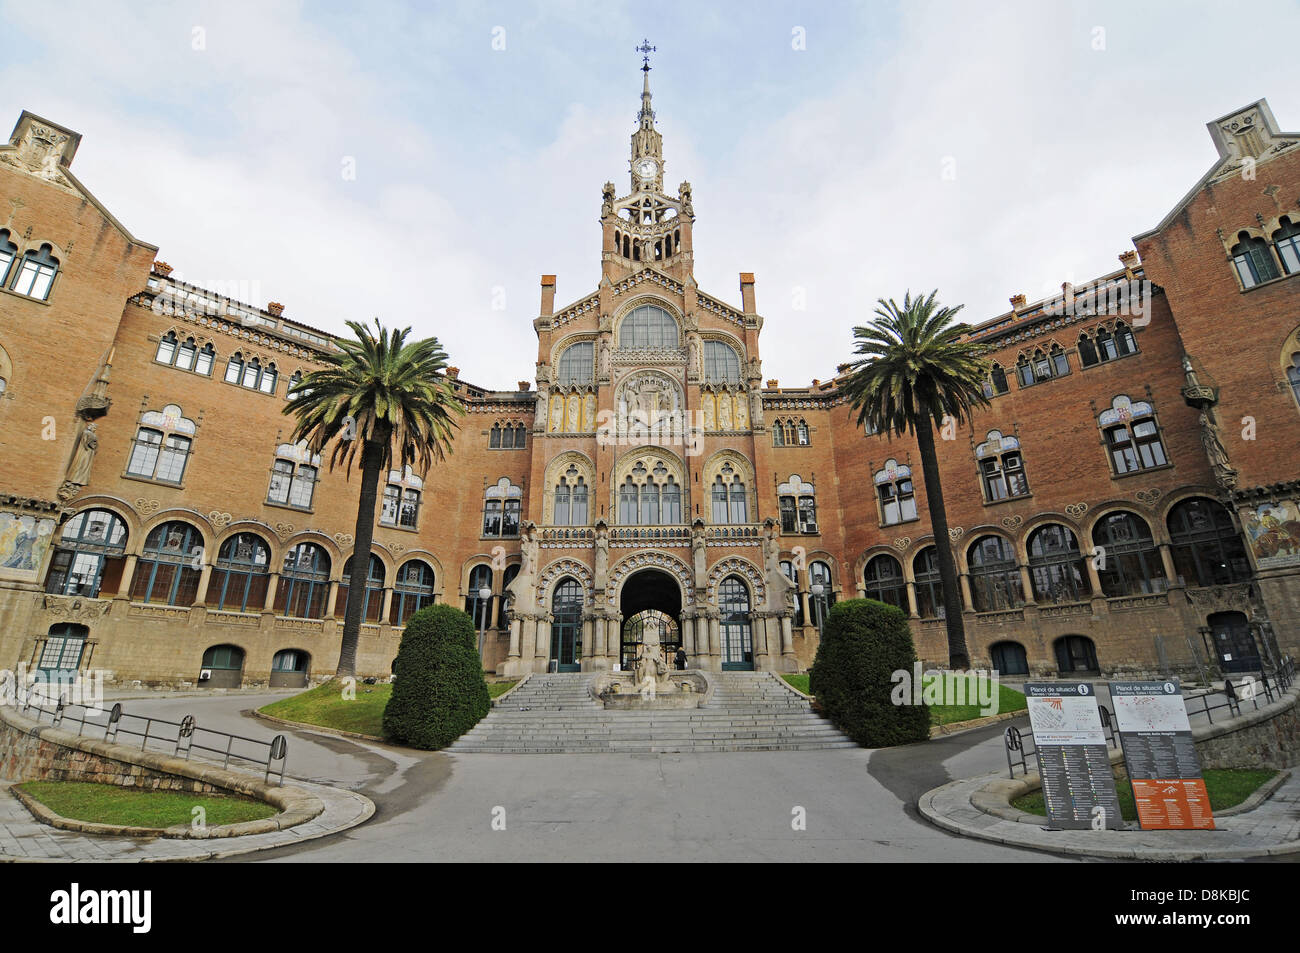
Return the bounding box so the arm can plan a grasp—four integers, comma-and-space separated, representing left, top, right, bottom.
739, 273, 756, 314
766, 379, 779, 388
1009, 293, 1027, 311
1119, 250, 1139, 278
518, 380, 532, 392
153, 261, 173, 277
446, 366, 460, 380
540, 275, 556, 318
267, 302, 285, 317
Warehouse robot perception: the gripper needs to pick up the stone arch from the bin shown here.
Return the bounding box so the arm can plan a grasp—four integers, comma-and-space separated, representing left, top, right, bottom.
611, 446, 688, 522
138, 510, 216, 558
705, 555, 765, 605
606, 550, 694, 607
612, 293, 683, 348
63, 495, 142, 543
537, 558, 593, 608
280, 531, 343, 574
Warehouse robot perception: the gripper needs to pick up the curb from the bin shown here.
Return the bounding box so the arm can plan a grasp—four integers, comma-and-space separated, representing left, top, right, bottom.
8, 783, 302, 839
929, 708, 1025, 738
250, 708, 386, 744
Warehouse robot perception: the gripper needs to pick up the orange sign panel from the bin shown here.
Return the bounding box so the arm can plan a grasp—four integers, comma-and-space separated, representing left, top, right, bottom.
1130, 778, 1215, 830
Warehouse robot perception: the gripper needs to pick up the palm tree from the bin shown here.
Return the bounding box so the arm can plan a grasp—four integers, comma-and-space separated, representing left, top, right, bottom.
840, 291, 990, 669
284, 319, 464, 677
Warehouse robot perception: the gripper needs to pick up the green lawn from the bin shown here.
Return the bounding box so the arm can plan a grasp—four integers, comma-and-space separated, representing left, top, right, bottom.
17, 780, 277, 828
1012, 769, 1276, 822
781, 674, 810, 694
261, 678, 517, 737
784, 673, 1026, 726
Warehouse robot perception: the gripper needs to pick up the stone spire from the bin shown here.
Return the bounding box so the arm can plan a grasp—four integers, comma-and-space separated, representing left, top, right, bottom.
630, 39, 663, 193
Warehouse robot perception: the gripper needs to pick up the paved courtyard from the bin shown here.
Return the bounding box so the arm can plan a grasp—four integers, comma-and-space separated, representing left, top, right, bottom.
90, 691, 1063, 863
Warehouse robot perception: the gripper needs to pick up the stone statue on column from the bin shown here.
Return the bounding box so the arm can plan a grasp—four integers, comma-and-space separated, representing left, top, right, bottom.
593, 519, 610, 590
691, 518, 707, 588
1198, 412, 1238, 490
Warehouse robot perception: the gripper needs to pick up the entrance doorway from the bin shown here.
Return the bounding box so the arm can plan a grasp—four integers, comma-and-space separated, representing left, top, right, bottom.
550, 577, 584, 672
1207, 611, 1259, 674
718, 575, 754, 670
618, 568, 682, 670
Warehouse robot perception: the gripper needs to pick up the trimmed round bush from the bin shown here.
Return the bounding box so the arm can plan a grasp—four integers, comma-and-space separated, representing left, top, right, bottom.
808, 598, 930, 747
382, 603, 491, 750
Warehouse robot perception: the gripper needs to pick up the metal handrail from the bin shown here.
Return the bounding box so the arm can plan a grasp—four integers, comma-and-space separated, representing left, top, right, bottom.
18, 693, 288, 785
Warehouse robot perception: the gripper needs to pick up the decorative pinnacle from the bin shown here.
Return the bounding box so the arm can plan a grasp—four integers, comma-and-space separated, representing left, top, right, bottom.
636, 38, 655, 72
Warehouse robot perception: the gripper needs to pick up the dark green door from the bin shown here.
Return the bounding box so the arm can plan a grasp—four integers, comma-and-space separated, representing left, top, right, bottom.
550, 578, 583, 672
719, 575, 754, 671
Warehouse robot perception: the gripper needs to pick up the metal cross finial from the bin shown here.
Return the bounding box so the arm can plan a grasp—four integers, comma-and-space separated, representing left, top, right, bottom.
636, 39, 656, 72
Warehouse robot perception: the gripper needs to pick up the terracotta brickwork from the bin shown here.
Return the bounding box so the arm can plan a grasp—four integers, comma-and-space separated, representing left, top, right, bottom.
1, 94, 1298, 689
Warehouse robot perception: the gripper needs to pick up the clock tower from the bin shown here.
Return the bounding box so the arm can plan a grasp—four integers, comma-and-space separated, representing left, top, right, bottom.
600, 42, 695, 284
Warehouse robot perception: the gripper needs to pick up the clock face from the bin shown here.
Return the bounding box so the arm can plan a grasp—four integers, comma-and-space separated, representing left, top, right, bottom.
636, 158, 658, 180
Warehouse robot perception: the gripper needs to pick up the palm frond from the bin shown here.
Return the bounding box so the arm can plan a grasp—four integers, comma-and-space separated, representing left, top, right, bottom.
282, 317, 465, 479
840, 289, 991, 438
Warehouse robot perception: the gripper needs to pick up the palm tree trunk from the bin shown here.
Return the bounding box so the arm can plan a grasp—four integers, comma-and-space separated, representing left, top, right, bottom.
337, 424, 390, 677
915, 417, 970, 669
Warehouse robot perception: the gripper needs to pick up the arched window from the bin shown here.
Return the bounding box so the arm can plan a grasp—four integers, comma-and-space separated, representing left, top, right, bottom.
702, 341, 742, 383
225, 352, 244, 384
1096, 327, 1117, 361
990, 641, 1029, 676
37, 623, 88, 682
967, 535, 1023, 611
780, 560, 804, 627
380, 467, 423, 529
1015, 356, 1034, 388
0, 230, 16, 287
272, 650, 309, 674
619, 304, 679, 348
661, 477, 681, 524
554, 465, 588, 526
1027, 524, 1090, 603
772, 420, 786, 447
1091, 511, 1166, 596
390, 560, 436, 625
556, 342, 594, 387
778, 475, 817, 533
206, 533, 271, 612
336, 553, 385, 622
1274, 217, 1300, 274
874, 460, 917, 525
127, 404, 195, 483
985, 363, 1009, 396
1167, 498, 1251, 587
482, 478, 522, 537
267, 443, 320, 509
465, 564, 494, 630
1077, 334, 1099, 367
795, 420, 810, 445
1288, 353, 1300, 410
44, 509, 128, 598
275, 543, 330, 618
12, 243, 58, 299
1099, 396, 1166, 474
156, 331, 178, 365
863, 553, 906, 609
976, 431, 1029, 501
1114, 321, 1137, 356
129, 521, 204, 606
1231, 231, 1280, 288
913, 547, 943, 619
718, 575, 754, 670
550, 577, 584, 669
809, 560, 835, 622
729, 480, 747, 523
619, 477, 639, 524
201, 644, 246, 687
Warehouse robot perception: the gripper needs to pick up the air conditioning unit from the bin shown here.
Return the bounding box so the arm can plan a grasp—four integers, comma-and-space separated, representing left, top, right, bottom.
802, 522, 819, 534
198, 669, 212, 682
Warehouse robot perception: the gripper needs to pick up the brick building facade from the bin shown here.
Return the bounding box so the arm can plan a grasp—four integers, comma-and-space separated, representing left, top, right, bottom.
1, 80, 1297, 690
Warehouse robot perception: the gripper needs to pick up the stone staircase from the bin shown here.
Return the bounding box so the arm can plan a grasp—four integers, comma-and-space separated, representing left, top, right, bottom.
447, 671, 857, 753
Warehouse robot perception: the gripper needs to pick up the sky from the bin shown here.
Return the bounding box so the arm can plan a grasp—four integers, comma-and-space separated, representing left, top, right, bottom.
3, 0, 1298, 389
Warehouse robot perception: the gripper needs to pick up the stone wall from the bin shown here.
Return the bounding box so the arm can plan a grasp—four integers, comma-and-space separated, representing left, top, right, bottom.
1194, 682, 1300, 771
0, 704, 314, 811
